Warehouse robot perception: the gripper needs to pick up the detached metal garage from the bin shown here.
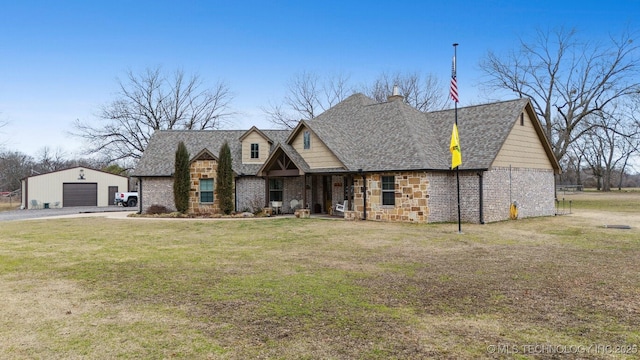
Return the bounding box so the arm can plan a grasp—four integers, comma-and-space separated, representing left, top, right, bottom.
21, 166, 130, 209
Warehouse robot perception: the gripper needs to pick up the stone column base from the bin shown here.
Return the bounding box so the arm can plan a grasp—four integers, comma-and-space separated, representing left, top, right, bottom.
295, 209, 310, 218
344, 211, 357, 220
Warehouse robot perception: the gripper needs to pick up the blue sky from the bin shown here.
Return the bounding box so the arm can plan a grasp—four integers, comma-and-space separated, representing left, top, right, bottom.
0, 0, 638, 157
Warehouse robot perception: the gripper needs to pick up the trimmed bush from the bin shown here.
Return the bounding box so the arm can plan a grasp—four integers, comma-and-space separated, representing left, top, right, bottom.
173, 141, 190, 213
217, 141, 234, 215
146, 204, 170, 215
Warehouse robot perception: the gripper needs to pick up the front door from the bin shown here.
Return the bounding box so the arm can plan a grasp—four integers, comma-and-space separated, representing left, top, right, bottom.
108, 186, 118, 206
323, 176, 332, 214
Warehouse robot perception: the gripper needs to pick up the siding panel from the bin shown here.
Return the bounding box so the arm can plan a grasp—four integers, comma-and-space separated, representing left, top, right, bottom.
241, 131, 270, 164
24, 167, 128, 208
492, 111, 553, 169
291, 126, 343, 169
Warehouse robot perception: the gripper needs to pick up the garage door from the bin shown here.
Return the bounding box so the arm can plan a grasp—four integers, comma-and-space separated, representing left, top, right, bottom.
63, 183, 98, 207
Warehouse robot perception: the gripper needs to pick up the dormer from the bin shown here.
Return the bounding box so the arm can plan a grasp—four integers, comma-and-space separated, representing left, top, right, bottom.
239, 126, 273, 164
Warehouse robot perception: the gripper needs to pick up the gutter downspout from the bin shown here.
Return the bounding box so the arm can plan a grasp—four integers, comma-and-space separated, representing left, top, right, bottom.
478, 172, 484, 224
359, 169, 367, 220
24, 178, 29, 209
264, 175, 269, 208
137, 177, 142, 214
234, 176, 238, 212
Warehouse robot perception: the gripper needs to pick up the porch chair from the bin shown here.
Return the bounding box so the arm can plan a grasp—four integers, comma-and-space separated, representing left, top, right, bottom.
334, 200, 347, 214
289, 199, 299, 213
30, 199, 39, 209
270, 201, 283, 215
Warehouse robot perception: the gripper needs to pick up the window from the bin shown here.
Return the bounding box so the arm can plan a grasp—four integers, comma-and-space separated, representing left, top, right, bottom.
200, 178, 214, 203
520, 113, 524, 126
381, 176, 395, 206
303, 131, 311, 149
269, 178, 283, 202
250, 143, 259, 159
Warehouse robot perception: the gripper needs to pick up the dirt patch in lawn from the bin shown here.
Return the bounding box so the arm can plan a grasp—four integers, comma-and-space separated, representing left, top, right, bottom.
0, 278, 97, 356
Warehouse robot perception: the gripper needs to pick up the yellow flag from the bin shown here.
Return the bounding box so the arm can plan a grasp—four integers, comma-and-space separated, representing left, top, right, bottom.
450, 123, 461, 169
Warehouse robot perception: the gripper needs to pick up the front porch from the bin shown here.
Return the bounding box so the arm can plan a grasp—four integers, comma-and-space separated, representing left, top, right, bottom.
263, 174, 356, 217
256, 146, 433, 223
257, 144, 358, 217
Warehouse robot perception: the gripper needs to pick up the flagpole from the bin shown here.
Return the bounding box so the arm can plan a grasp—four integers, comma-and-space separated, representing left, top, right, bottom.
453, 43, 462, 233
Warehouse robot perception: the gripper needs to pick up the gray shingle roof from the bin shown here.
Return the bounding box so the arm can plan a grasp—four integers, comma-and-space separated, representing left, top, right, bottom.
304, 94, 537, 171
133, 94, 558, 177
425, 98, 535, 170
132, 129, 289, 177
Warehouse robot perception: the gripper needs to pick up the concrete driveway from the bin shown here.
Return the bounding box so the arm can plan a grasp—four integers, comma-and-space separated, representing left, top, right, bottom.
0, 206, 135, 222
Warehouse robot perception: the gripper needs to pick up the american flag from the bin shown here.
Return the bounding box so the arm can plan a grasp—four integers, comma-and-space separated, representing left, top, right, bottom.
450, 56, 459, 103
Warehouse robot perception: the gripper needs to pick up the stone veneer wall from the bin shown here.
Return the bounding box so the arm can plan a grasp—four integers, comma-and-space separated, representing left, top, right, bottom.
140, 177, 176, 213
352, 172, 430, 223
141, 167, 554, 222
482, 167, 555, 223
189, 159, 235, 214
348, 169, 554, 224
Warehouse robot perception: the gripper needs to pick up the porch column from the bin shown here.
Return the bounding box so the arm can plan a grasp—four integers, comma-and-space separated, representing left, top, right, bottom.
264, 175, 269, 208
303, 175, 308, 210
361, 171, 367, 220
347, 175, 353, 211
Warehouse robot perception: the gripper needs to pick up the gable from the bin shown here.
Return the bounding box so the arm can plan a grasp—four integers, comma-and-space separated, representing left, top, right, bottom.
25, 166, 128, 181
258, 146, 303, 176
492, 109, 554, 170
241, 130, 270, 164
191, 148, 217, 162
290, 124, 344, 170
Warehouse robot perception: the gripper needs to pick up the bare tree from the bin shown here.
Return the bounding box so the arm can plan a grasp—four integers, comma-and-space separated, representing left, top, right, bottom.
73, 67, 235, 164
0, 114, 8, 149
616, 98, 640, 189
558, 146, 585, 185
577, 104, 639, 191
35, 146, 68, 172
264, 70, 446, 129
479, 27, 640, 161
262, 102, 299, 130
263, 71, 353, 129
0, 151, 34, 191
323, 72, 353, 109
362, 71, 448, 112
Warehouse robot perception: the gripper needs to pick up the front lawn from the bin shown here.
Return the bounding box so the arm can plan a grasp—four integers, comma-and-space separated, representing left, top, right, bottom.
1, 192, 638, 359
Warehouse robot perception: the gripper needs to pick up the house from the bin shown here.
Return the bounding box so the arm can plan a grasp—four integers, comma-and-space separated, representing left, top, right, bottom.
132, 93, 560, 223
21, 166, 130, 209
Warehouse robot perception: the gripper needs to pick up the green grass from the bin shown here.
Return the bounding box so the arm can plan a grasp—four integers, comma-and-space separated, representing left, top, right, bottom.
569, 198, 639, 212
558, 189, 640, 212
1, 192, 639, 359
